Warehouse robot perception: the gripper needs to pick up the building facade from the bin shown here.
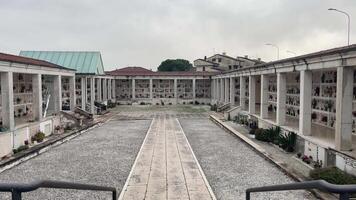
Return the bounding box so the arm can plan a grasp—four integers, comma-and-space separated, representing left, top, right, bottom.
210, 44, 356, 175
194, 53, 262, 72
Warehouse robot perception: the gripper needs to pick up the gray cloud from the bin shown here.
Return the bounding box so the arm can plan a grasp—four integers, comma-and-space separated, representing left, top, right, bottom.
0, 0, 355, 70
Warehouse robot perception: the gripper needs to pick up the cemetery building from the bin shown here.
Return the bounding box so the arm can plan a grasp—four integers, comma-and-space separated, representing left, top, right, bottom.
107, 67, 214, 105
0, 52, 75, 157
210, 44, 356, 175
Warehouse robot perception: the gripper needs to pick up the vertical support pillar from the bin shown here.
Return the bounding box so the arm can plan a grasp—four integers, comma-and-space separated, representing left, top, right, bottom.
277, 73, 286, 125
1, 72, 14, 130
53, 75, 62, 113
132, 78, 136, 100
112, 79, 116, 101
220, 78, 224, 103
335, 66, 353, 150
224, 78, 229, 103
149, 79, 153, 99
192, 79, 196, 102
240, 76, 246, 110
261, 74, 269, 119
249, 75, 256, 114
174, 79, 178, 104
103, 79, 107, 101
69, 76, 76, 111
230, 77, 235, 105
90, 77, 95, 114
211, 79, 214, 102
97, 78, 102, 102
81, 77, 86, 109
299, 70, 312, 136
216, 79, 220, 103
108, 79, 112, 100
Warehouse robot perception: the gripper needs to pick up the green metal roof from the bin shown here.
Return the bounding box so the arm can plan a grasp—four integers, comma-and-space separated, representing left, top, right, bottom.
19, 51, 105, 75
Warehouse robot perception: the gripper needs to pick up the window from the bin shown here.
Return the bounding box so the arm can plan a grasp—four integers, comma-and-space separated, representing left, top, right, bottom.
212, 58, 216, 62
218, 58, 222, 62
203, 66, 206, 71
229, 65, 232, 70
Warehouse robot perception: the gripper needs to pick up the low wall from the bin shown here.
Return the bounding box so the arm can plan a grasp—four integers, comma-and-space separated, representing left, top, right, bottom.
0, 116, 59, 158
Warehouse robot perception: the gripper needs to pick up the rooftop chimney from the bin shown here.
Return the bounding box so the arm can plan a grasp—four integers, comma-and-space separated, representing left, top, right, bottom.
257, 58, 261, 61
244, 55, 248, 58
204, 56, 207, 60
222, 52, 226, 55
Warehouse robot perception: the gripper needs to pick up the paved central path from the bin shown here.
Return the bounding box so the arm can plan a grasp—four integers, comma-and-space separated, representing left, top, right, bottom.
120, 116, 215, 200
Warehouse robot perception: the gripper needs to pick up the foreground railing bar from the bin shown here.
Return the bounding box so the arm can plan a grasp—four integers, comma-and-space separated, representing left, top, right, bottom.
246, 180, 356, 200
0, 180, 117, 200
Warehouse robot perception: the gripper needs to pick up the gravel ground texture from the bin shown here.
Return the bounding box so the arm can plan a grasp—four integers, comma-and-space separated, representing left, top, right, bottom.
180, 118, 317, 200
0, 119, 151, 200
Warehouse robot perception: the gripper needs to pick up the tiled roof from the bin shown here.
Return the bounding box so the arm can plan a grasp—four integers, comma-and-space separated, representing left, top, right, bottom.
221, 44, 356, 74
107, 67, 217, 76
0, 52, 74, 71
19, 51, 105, 75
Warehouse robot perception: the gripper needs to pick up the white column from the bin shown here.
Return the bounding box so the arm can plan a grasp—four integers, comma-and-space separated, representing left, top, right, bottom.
261, 74, 269, 119
249, 75, 256, 114
108, 79, 112, 100
335, 66, 353, 151
277, 73, 286, 125
211, 79, 215, 102
240, 76, 246, 110
299, 70, 312, 136
97, 78, 102, 102
216, 79, 220, 102
112, 79, 116, 101
220, 79, 224, 103
53, 75, 62, 113
230, 77, 235, 105
103, 79, 107, 101
149, 79, 153, 99
224, 78, 229, 103
1, 72, 14, 130
192, 79, 196, 101
132, 79, 136, 100
81, 77, 86, 109
90, 78, 95, 114
174, 79, 178, 103
69, 76, 76, 111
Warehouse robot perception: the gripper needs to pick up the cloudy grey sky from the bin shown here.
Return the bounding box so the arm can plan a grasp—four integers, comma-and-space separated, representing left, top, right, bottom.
1, 0, 355, 71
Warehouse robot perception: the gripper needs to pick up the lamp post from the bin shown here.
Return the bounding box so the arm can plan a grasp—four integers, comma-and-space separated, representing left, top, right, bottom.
328, 8, 351, 46
286, 50, 296, 56
265, 43, 280, 60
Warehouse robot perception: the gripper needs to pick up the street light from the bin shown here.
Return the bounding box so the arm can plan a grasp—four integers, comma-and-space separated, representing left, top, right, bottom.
286, 50, 296, 56
265, 43, 280, 60
328, 8, 351, 46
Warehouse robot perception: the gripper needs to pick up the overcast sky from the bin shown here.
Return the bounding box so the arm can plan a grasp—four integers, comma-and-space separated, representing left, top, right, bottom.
1, 0, 355, 71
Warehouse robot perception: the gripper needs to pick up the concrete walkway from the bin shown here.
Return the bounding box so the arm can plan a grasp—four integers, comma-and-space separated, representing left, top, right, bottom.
120, 116, 215, 200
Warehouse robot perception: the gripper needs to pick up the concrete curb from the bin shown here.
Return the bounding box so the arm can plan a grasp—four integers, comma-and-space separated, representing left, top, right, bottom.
0, 122, 102, 174
209, 115, 337, 200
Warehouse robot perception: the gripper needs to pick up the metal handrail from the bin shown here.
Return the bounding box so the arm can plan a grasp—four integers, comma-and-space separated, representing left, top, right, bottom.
246, 180, 356, 200
0, 180, 117, 200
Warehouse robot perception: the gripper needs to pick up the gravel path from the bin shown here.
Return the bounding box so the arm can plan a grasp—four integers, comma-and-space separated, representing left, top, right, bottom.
0, 119, 151, 200
180, 118, 316, 200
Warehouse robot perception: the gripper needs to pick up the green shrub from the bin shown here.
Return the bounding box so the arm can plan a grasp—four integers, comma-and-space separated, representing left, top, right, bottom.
310, 167, 356, 185
210, 104, 217, 111
278, 132, 297, 152
255, 126, 281, 143
13, 145, 29, 154
32, 131, 45, 143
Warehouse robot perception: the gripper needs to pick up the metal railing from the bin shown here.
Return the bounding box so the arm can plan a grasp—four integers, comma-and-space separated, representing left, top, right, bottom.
0, 180, 117, 200
246, 180, 356, 200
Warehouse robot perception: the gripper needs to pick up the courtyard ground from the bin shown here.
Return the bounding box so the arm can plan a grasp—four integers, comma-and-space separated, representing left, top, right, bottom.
0, 105, 317, 199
